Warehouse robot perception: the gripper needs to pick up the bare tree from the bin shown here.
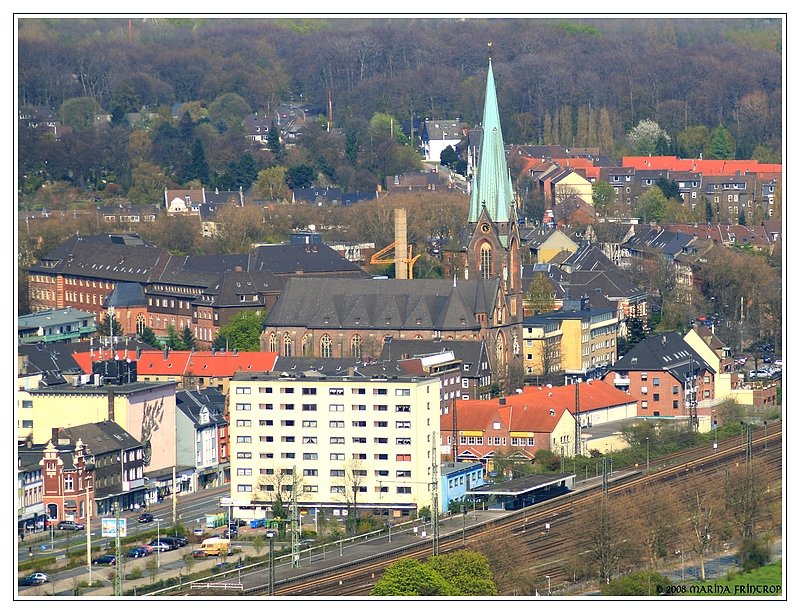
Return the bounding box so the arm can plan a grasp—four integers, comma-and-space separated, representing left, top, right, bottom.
587, 496, 638, 584
684, 486, 715, 581
337, 459, 368, 535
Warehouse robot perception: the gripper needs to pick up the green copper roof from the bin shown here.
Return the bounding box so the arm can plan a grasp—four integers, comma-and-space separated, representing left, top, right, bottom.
469, 59, 515, 224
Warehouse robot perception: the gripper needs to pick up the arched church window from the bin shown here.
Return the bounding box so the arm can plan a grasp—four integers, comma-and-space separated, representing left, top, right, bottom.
480, 244, 492, 279
320, 334, 332, 358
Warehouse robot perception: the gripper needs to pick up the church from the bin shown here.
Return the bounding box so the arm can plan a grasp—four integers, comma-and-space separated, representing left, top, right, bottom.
261, 55, 524, 391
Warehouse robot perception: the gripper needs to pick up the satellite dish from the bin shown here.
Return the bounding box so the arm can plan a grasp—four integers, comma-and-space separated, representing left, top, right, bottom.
308, 224, 316, 232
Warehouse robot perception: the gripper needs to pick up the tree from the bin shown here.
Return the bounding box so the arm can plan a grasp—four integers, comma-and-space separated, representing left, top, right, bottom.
181, 326, 196, 351
601, 571, 673, 596
370, 558, 453, 596
684, 476, 716, 581
636, 186, 668, 223
251, 166, 289, 201
213, 310, 264, 352
524, 272, 556, 315
285, 164, 316, 189
207, 92, 251, 132
338, 460, 367, 535
677, 125, 710, 158
252, 535, 265, 557
655, 177, 682, 202
426, 551, 497, 596
145, 557, 159, 584
187, 138, 210, 184
587, 497, 636, 584
97, 313, 123, 337
706, 123, 735, 160
59, 97, 101, 131
591, 180, 616, 217
165, 324, 183, 350
137, 326, 162, 349
440, 145, 458, 168
128, 162, 168, 205
267, 122, 283, 161
627, 119, 671, 156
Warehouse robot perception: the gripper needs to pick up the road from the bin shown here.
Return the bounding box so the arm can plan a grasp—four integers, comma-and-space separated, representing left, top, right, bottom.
18, 485, 230, 564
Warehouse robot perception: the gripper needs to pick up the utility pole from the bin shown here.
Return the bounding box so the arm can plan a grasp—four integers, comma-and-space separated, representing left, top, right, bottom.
291, 466, 300, 568
85, 485, 92, 586
601, 457, 609, 495
431, 439, 440, 556
172, 466, 177, 527
574, 380, 581, 456
113, 504, 123, 596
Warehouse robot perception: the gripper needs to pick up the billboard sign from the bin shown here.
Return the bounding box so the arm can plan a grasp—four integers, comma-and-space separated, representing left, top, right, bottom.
101, 517, 127, 538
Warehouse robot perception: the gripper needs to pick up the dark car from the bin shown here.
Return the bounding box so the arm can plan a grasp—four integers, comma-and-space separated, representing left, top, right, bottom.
128, 546, 150, 559
159, 535, 187, 548
19, 572, 49, 586
191, 549, 208, 559
138, 513, 154, 523
57, 520, 84, 531
222, 526, 238, 539
92, 554, 116, 566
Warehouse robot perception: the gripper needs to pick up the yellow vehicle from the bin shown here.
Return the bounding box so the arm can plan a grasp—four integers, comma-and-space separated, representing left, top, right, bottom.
197, 537, 231, 557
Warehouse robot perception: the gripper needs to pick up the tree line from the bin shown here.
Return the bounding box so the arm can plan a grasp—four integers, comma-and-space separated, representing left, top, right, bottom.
18, 17, 782, 206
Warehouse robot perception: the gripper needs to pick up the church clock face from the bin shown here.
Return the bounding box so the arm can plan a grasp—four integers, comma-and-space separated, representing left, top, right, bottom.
481, 223, 491, 233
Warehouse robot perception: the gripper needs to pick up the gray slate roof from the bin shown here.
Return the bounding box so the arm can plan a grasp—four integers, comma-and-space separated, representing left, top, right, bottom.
62, 420, 141, 454
264, 277, 499, 331
614, 331, 713, 379
248, 244, 367, 276
378, 338, 488, 378
176, 388, 227, 427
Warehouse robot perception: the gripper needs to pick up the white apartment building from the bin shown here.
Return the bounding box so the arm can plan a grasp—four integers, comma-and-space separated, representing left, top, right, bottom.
228, 371, 442, 520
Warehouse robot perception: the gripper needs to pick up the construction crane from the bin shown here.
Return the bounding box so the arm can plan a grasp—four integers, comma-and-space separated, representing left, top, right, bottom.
369, 208, 421, 279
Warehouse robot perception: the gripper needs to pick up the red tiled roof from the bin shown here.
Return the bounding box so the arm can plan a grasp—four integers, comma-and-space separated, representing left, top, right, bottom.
71, 350, 278, 377
621, 156, 781, 176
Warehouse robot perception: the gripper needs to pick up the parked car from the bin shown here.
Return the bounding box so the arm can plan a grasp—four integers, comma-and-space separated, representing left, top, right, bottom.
774, 358, 783, 368
192, 549, 208, 558
222, 526, 238, 539
57, 520, 84, 531
749, 369, 772, 379
193, 527, 205, 536
138, 513, 154, 523
92, 554, 116, 566
149, 539, 175, 552
128, 546, 150, 558
19, 572, 49, 586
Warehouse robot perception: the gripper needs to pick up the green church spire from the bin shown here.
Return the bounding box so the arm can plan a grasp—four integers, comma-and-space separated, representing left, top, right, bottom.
468, 55, 515, 224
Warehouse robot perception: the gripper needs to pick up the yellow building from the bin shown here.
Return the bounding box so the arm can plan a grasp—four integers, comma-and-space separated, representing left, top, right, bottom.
523, 304, 618, 381
521, 228, 579, 264
21, 379, 178, 472
228, 371, 441, 520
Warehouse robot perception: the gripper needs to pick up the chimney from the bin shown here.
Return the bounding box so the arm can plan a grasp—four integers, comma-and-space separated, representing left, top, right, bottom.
233, 349, 238, 356
164, 348, 169, 359
498, 397, 506, 406
52, 427, 59, 444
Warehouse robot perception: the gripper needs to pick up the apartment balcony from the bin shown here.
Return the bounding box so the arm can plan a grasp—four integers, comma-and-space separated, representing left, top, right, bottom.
613, 375, 630, 386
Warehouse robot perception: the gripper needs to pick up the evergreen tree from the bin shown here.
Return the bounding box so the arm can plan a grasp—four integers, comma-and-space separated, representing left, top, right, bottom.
706, 123, 735, 160
345, 131, 359, 165
267, 122, 283, 161
703, 196, 714, 223
181, 326, 196, 351
188, 138, 210, 185
165, 324, 183, 350
137, 326, 162, 349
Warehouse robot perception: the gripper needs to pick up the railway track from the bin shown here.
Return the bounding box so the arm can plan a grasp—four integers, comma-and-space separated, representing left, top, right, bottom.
183, 425, 782, 596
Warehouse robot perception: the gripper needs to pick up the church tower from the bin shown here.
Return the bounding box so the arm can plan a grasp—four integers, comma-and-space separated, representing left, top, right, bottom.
446, 47, 524, 390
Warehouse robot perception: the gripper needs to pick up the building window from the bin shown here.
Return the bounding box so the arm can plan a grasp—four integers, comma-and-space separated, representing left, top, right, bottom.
480, 243, 492, 279
320, 334, 332, 358
283, 333, 292, 357
351, 334, 362, 359
301, 333, 313, 357
269, 333, 277, 353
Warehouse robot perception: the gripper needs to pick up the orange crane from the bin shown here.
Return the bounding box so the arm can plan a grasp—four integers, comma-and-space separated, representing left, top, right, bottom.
369, 209, 421, 279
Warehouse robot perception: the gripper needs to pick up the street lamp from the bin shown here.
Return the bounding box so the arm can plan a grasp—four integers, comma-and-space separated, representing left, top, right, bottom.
545, 574, 551, 595
764, 420, 768, 450
266, 530, 276, 596
461, 505, 467, 544
155, 519, 162, 569
645, 437, 650, 471
713, 416, 718, 450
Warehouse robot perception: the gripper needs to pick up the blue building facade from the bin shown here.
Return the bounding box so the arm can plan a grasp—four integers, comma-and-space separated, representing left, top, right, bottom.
440, 461, 485, 513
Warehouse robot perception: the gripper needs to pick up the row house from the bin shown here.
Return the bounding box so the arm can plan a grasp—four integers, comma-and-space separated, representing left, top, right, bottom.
28, 233, 366, 349
18, 307, 96, 344
522, 301, 618, 383
440, 392, 576, 470
72, 348, 279, 395
98, 204, 158, 226
60, 421, 146, 516
604, 331, 715, 419
176, 388, 230, 490
378, 338, 495, 402
227, 370, 441, 520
